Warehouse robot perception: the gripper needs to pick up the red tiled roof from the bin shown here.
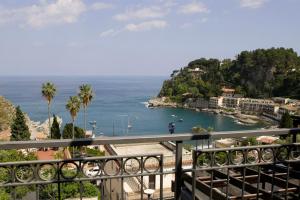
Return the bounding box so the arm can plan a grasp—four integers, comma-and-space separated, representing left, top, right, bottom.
37, 150, 55, 160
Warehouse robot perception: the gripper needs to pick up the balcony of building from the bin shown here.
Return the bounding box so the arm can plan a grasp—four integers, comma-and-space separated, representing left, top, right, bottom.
0, 128, 299, 200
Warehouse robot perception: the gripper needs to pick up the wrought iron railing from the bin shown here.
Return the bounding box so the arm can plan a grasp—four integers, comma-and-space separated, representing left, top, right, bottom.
0, 154, 165, 199
188, 143, 300, 200
0, 128, 299, 200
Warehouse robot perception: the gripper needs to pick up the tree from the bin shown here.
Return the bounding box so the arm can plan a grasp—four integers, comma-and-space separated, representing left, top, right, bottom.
66, 96, 81, 139
0, 188, 10, 200
39, 182, 99, 199
157, 48, 300, 101
0, 149, 36, 198
279, 112, 293, 128
51, 115, 61, 139
62, 123, 85, 139
42, 82, 56, 139
207, 126, 214, 132
241, 137, 258, 146
191, 126, 207, 134
78, 84, 94, 131
10, 106, 30, 141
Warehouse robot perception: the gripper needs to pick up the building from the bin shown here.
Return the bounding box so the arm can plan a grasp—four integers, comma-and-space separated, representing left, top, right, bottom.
272, 97, 289, 104
104, 142, 192, 200
184, 98, 209, 109
278, 105, 298, 116
188, 67, 205, 73
222, 97, 241, 108
221, 87, 235, 97
239, 98, 275, 113
215, 138, 236, 148
209, 97, 223, 109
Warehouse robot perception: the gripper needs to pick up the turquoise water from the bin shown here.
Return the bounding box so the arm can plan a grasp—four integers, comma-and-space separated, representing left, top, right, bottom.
0, 76, 262, 136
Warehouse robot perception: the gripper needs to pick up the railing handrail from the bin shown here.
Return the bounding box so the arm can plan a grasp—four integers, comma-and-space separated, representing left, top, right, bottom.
209, 128, 299, 139
0, 128, 298, 150
0, 153, 162, 166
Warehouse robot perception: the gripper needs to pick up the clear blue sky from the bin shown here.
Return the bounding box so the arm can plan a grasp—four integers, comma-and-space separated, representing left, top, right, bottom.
0, 0, 299, 76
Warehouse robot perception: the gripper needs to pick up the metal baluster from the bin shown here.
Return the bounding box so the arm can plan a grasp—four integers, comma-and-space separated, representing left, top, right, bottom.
121, 158, 124, 200
192, 151, 196, 200
271, 163, 276, 199
101, 179, 108, 199
160, 155, 164, 200
98, 180, 102, 200
226, 167, 230, 199
285, 162, 290, 200
36, 185, 39, 200
241, 167, 246, 200
175, 141, 183, 200
34, 164, 39, 200
210, 170, 214, 200
141, 156, 144, 200
12, 186, 16, 200
57, 162, 61, 200
79, 181, 83, 200
11, 165, 16, 200
79, 161, 83, 200
210, 153, 213, 200
256, 166, 261, 200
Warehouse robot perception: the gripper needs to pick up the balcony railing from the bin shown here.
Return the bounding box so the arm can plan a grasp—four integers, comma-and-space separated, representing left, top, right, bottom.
0, 128, 299, 200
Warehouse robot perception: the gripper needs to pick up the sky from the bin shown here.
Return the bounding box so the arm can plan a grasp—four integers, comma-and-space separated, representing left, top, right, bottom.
0, 0, 300, 76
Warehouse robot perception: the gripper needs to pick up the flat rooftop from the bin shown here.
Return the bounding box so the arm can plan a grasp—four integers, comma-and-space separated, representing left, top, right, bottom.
111, 142, 190, 156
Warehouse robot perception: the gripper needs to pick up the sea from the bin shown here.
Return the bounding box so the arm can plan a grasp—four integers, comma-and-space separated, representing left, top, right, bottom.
0, 76, 262, 136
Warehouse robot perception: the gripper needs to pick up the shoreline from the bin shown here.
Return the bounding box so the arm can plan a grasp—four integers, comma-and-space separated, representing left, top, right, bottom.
148, 97, 278, 128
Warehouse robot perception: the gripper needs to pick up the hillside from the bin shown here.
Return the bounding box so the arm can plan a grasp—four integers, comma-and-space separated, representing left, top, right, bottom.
0, 96, 15, 131
158, 48, 300, 103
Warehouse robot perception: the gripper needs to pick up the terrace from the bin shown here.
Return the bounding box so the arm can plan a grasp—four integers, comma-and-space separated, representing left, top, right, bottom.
0, 128, 299, 200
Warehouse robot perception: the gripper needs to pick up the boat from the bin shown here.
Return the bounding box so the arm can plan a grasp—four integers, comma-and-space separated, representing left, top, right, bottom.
178, 118, 183, 122
127, 117, 133, 129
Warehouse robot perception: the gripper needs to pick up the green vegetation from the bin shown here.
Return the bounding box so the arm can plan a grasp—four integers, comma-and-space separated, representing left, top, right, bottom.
0, 96, 15, 132
86, 147, 105, 157
41, 82, 57, 139
51, 114, 61, 139
62, 123, 85, 139
191, 125, 214, 134
214, 151, 228, 166
66, 96, 81, 139
0, 150, 37, 198
241, 137, 258, 146
10, 106, 30, 141
39, 182, 99, 199
0, 149, 36, 162
279, 112, 293, 128
159, 48, 300, 103
78, 84, 94, 131
0, 188, 10, 200
191, 126, 207, 134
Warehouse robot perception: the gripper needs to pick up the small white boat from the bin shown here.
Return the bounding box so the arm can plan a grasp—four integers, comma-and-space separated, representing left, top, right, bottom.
127, 117, 133, 129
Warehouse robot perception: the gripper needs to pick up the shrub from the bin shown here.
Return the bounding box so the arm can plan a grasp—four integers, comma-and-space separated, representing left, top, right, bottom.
62, 123, 85, 139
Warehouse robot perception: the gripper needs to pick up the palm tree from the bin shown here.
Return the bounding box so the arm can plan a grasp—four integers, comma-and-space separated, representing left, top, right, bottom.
66, 96, 81, 139
78, 84, 94, 131
42, 82, 57, 139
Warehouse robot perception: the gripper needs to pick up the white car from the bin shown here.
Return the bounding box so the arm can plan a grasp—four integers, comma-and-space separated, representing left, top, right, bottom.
86, 166, 101, 177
